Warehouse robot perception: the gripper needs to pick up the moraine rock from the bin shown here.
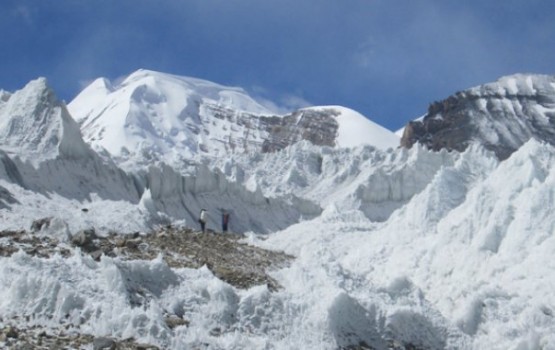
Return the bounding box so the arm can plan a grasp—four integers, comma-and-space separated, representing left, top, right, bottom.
71, 228, 99, 252
30, 217, 53, 232
93, 337, 116, 350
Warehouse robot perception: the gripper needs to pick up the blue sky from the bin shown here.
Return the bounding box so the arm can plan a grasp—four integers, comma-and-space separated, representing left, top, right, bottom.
2, 0, 555, 130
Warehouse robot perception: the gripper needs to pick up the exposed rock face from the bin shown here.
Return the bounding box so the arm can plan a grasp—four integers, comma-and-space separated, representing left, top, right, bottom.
401, 74, 555, 159
261, 109, 339, 152
200, 104, 340, 154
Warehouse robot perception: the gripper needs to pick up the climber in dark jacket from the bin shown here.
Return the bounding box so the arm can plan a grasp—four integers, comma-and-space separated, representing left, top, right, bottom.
222, 210, 230, 233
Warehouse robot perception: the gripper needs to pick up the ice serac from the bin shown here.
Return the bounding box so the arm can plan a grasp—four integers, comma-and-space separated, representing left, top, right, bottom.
0, 78, 90, 164
137, 163, 322, 234
0, 78, 139, 203
216, 141, 455, 222
401, 74, 555, 159
69, 69, 398, 171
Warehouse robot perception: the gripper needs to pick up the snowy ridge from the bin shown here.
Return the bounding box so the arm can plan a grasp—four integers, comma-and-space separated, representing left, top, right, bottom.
215, 141, 455, 222
136, 163, 321, 234
0, 148, 319, 236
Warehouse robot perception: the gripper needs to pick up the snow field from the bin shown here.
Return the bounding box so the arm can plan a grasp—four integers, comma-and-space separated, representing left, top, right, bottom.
258, 140, 555, 349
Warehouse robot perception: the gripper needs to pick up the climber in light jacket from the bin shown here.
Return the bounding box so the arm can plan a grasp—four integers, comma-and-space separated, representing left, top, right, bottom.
199, 209, 207, 233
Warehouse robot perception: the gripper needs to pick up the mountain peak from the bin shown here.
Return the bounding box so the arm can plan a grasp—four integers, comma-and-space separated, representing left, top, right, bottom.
401, 73, 555, 159
0, 78, 90, 164
115, 69, 274, 114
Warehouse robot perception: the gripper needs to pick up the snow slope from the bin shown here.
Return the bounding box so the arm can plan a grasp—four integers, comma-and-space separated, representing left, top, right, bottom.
307, 105, 399, 149
1, 74, 555, 349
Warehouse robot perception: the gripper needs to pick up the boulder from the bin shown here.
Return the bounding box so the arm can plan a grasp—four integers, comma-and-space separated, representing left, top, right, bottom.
71, 228, 99, 252
30, 217, 53, 232
93, 337, 116, 350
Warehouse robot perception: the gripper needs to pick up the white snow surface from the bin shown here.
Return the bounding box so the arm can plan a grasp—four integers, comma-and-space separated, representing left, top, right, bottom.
0, 75, 555, 349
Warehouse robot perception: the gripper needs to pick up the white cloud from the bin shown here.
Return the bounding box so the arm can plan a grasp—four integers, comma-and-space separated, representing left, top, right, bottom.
78, 79, 96, 91
250, 86, 312, 114
353, 38, 376, 69
279, 94, 312, 111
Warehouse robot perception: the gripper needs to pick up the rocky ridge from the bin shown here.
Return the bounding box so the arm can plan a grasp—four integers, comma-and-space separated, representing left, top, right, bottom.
401, 74, 555, 159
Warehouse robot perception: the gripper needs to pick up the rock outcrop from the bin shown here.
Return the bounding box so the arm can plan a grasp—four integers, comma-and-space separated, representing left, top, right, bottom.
401, 74, 555, 159
261, 108, 339, 152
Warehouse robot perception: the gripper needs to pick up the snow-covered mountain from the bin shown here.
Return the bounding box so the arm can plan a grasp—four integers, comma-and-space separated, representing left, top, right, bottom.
0, 78, 320, 234
69, 69, 399, 171
401, 73, 555, 159
1, 72, 555, 349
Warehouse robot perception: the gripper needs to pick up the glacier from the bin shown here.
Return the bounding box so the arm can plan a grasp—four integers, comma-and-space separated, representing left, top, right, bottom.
0, 71, 554, 349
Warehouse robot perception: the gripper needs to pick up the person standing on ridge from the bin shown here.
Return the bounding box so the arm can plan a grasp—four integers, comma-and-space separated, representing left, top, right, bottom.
222, 210, 230, 233
199, 209, 207, 233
